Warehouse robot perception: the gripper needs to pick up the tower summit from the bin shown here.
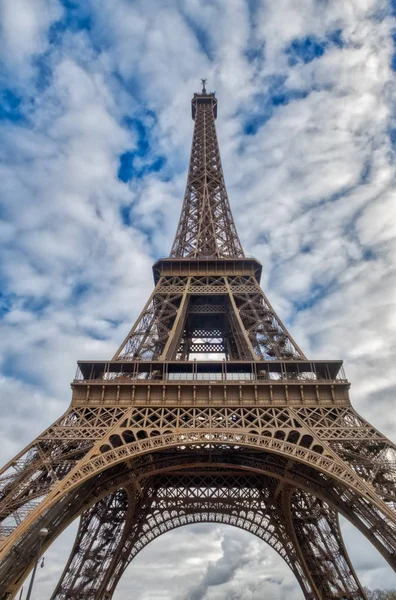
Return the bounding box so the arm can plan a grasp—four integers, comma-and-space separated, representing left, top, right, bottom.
172, 82, 239, 258
0, 87, 395, 600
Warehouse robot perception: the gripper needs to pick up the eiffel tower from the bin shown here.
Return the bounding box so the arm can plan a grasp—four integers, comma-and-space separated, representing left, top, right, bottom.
1, 82, 395, 600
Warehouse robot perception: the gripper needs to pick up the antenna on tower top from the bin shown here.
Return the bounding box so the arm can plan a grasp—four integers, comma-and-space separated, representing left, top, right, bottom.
201, 78, 207, 93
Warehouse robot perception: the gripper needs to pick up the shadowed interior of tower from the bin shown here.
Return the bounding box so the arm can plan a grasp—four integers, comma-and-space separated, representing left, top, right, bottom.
175, 295, 227, 359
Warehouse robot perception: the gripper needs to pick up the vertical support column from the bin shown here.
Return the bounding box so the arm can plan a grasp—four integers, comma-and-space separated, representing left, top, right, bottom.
224, 278, 257, 360
159, 278, 191, 360
284, 487, 367, 600
50, 490, 132, 600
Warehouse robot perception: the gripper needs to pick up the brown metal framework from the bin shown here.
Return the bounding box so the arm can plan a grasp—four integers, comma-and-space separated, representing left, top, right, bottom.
0, 84, 395, 600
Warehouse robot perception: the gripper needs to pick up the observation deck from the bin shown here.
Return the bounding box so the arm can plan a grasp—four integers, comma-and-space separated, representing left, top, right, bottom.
71, 359, 350, 408
192, 91, 217, 120
153, 257, 262, 284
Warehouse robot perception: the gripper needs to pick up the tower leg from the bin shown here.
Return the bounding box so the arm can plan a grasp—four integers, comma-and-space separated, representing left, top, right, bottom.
284, 487, 367, 600
50, 489, 134, 600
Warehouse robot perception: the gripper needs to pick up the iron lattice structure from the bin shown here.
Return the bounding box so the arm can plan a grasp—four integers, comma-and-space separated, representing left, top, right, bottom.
0, 85, 395, 600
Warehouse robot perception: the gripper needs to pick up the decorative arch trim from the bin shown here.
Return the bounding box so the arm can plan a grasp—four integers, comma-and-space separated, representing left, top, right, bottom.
0, 430, 394, 562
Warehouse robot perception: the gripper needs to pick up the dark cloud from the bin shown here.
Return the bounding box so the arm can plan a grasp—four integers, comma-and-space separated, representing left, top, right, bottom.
186, 531, 251, 600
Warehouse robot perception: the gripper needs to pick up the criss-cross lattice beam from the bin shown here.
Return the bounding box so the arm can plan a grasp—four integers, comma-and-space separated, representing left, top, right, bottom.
50, 489, 130, 600
283, 487, 367, 599
51, 473, 312, 599
1, 404, 395, 554
1, 433, 395, 599
170, 92, 244, 258
50, 473, 368, 600
105, 476, 367, 600
112, 275, 304, 360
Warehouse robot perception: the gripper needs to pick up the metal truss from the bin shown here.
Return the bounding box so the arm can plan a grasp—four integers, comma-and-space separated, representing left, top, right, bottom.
113, 275, 304, 360
49, 472, 366, 600
286, 487, 365, 598
0, 402, 395, 598
170, 91, 244, 259
50, 489, 131, 599
0, 86, 394, 600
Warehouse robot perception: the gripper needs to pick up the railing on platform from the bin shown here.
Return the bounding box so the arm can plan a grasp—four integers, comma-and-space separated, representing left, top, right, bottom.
74, 360, 347, 385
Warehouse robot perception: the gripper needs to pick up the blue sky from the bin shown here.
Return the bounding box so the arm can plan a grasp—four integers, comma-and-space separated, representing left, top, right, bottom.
0, 0, 396, 598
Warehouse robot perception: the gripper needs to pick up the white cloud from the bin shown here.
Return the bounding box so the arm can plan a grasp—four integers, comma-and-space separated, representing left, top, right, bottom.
0, 0, 63, 79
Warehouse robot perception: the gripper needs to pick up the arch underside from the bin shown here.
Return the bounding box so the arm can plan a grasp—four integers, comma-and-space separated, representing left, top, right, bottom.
3, 441, 395, 600
0, 407, 396, 599
49, 467, 367, 600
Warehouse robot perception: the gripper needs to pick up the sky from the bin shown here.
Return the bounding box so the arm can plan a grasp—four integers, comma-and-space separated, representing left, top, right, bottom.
0, 0, 396, 597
